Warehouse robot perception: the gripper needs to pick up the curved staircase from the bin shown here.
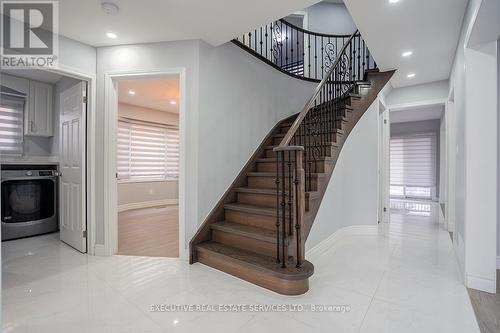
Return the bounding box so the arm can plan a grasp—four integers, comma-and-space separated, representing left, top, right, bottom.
190, 22, 395, 295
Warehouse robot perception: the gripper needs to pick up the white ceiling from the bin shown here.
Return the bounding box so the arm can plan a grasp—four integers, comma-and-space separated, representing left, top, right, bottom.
390, 104, 444, 123
57, 0, 319, 47
343, 0, 468, 88
118, 76, 180, 113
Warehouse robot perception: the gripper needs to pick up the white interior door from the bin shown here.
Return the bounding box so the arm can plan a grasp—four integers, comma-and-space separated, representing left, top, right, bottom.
59, 81, 87, 253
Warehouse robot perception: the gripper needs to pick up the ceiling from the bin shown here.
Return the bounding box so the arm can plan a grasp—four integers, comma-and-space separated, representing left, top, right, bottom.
118, 76, 180, 113
343, 0, 468, 88
390, 104, 444, 123
57, 0, 319, 47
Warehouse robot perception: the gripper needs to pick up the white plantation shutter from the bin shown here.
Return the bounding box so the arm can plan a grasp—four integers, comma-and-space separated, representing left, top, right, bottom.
117, 119, 179, 180
390, 133, 437, 199
0, 95, 24, 156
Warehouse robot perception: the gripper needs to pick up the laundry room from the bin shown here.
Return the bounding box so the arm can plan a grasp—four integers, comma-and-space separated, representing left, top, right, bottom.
0, 69, 88, 251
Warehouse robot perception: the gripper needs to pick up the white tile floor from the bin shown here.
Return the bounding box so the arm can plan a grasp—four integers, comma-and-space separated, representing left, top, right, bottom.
2, 201, 480, 333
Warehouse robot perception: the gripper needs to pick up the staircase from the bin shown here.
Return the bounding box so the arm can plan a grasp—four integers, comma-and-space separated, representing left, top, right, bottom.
190, 22, 394, 295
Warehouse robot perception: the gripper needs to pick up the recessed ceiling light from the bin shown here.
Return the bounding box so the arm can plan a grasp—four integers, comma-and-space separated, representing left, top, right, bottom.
402, 51, 413, 57
407, 73, 416, 78
106, 32, 117, 39
170, 100, 177, 105
128, 90, 136, 95
389, 0, 400, 3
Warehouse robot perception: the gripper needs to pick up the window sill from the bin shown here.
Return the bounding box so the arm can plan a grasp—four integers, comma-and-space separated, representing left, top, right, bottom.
117, 178, 178, 184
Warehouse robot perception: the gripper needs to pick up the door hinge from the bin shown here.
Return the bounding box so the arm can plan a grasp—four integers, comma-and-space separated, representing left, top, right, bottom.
383, 207, 387, 212
83, 96, 87, 104
83, 230, 87, 238
384, 119, 387, 124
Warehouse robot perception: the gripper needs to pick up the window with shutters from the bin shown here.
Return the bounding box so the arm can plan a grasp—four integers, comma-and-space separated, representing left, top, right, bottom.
117, 119, 179, 181
390, 132, 437, 200
0, 95, 24, 156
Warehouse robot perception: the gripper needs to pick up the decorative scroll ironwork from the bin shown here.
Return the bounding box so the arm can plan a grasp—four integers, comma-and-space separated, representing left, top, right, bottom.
234, 20, 376, 82
271, 23, 282, 61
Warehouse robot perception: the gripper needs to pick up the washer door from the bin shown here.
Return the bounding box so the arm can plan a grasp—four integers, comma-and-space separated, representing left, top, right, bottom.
1, 179, 55, 223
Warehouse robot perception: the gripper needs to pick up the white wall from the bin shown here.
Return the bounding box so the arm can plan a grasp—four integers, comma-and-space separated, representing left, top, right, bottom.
439, 115, 447, 207
118, 181, 179, 207
385, 80, 449, 107
58, 35, 96, 76
118, 103, 179, 126
197, 41, 316, 226
307, 98, 380, 250
304, 2, 357, 35
96, 40, 316, 253
498, 37, 500, 262
449, 0, 498, 292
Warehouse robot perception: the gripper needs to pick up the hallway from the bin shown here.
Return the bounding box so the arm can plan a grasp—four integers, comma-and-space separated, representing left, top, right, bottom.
1, 204, 479, 332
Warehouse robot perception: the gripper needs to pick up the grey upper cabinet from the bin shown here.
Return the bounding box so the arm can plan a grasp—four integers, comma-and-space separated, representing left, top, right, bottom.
25, 80, 53, 137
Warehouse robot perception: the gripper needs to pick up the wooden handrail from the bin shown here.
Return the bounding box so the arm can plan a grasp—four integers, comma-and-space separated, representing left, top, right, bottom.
274, 29, 359, 150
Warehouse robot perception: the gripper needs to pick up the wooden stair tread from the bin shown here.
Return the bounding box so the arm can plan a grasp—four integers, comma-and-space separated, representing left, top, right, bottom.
224, 202, 276, 216
196, 241, 314, 280
211, 221, 277, 243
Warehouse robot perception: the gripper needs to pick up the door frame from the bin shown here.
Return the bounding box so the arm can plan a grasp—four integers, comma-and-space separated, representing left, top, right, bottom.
40, 64, 97, 255
378, 100, 390, 231
103, 68, 187, 259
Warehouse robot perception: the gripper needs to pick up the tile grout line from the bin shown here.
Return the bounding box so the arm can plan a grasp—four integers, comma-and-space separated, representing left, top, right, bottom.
356, 237, 397, 332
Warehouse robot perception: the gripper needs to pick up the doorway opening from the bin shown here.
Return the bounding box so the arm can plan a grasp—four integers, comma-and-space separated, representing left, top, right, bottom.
114, 75, 181, 258
387, 104, 445, 220
0, 68, 92, 253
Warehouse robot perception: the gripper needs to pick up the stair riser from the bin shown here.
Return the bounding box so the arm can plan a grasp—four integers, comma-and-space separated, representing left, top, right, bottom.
264, 147, 335, 158
196, 249, 309, 295
280, 123, 343, 134
257, 160, 326, 173
272, 133, 340, 145
237, 192, 312, 211
212, 230, 276, 257
247, 176, 318, 190
237, 192, 276, 208
225, 209, 276, 230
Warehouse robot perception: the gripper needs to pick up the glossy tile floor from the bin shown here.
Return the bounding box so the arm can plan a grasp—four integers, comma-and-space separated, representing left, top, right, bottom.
2, 200, 479, 333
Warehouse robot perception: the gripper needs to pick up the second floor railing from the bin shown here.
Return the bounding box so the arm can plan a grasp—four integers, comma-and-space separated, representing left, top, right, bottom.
234, 19, 376, 82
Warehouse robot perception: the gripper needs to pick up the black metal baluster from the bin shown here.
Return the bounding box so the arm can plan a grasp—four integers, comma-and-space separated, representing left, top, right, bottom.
294, 150, 302, 268
276, 150, 281, 264
281, 150, 287, 267
287, 151, 292, 236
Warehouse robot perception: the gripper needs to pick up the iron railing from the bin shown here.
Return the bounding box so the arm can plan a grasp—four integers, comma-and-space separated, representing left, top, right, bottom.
272, 29, 374, 269
234, 19, 375, 82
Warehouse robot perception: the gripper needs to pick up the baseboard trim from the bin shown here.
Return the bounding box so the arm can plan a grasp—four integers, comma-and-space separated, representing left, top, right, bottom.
466, 273, 497, 293
306, 225, 378, 262
118, 199, 178, 213
94, 244, 106, 256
